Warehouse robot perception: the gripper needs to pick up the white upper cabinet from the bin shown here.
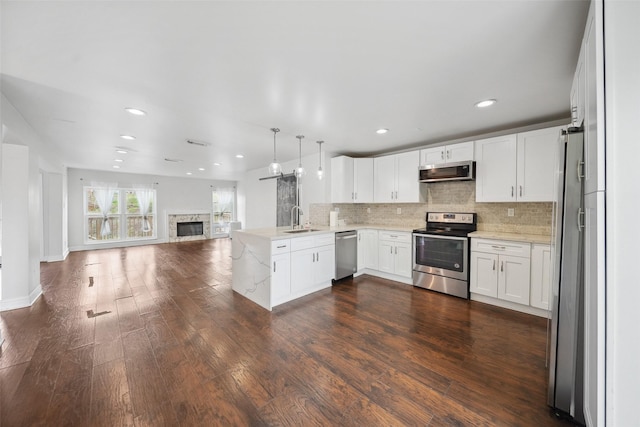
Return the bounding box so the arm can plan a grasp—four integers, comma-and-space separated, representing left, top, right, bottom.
516, 127, 563, 202
419, 141, 474, 165
475, 134, 517, 202
374, 150, 420, 203
475, 126, 562, 202
330, 156, 374, 203
571, 43, 586, 128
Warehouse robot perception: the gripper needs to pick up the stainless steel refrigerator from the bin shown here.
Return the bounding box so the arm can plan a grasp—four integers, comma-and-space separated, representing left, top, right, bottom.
547, 127, 585, 424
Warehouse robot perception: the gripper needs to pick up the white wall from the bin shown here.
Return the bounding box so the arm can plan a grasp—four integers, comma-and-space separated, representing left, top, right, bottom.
237, 152, 331, 229
604, 1, 640, 425
67, 168, 236, 250
1, 93, 66, 311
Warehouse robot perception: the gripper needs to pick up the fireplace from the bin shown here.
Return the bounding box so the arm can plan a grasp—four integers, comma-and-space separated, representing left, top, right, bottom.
177, 221, 204, 237
166, 212, 211, 243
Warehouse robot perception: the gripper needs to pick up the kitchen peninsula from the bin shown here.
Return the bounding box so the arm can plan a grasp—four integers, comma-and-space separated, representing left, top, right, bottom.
231, 224, 415, 310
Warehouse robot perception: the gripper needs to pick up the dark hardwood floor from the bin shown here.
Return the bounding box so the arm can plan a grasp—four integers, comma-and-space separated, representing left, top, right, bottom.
0, 238, 572, 426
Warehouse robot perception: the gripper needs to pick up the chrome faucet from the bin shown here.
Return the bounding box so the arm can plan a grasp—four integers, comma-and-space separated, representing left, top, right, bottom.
291, 205, 303, 230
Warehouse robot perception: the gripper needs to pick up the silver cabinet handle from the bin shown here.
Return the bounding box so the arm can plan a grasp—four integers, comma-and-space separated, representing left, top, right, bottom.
354, 192, 357, 200
511, 186, 514, 197
492, 260, 496, 271
446, 149, 450, 159
519, 186, 522, 197
358, 234, 361, 241
394, 191, 398, 199
500, 261, 504, 272
391, 191, 394, 200
394, 247, 397, 255
390, 246, 393, 254
312, 253, 316, 262
273, 261, 276, 272
441, 151, 444, 160
491, 245, 506, 250
277, 245, 286, 248
352, 192, 354, 200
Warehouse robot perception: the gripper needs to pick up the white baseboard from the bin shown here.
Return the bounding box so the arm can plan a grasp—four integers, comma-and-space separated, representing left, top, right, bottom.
355, 268, 413, 285
470, 293, 550, 318
69, 238, 168, 252
0, 284, 42, 312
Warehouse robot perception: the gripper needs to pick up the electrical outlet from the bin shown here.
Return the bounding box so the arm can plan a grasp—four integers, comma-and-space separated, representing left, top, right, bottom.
507, 208, 515, 217
396, 207, 402, 215
367, 207, 371, 213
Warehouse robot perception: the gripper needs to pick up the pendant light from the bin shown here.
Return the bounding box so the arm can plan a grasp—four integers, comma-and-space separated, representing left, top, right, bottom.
295, 135, 305, 178
316, 140, 324, 180
268, 128, 282, 176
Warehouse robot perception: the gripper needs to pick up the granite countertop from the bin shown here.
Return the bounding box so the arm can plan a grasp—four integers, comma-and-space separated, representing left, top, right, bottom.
233, 223, 417, 241
468, 231, 552, 245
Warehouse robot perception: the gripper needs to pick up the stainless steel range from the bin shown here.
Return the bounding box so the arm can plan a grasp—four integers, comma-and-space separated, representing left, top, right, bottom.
412, 212, 477, 299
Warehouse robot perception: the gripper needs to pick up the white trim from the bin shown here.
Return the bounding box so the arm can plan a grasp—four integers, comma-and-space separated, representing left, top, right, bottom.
69, 237, 167, 252
354, 268, 413, 285
470, 293, 550, 318
0, 284, 42, 312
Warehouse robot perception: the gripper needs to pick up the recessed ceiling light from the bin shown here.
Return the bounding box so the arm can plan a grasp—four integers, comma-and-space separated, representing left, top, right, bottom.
120, 135, 136, 140
186, 172, 192, 175
376, 128, 389, 134
112, 165, 120, 169
236, 154, 244, 158
125, 108, 147, 116
114, 158, 124, 162
213, 162, 221, 166
198, 167, 205, 171
116, 149, 128, 154
475, 99, 497, 108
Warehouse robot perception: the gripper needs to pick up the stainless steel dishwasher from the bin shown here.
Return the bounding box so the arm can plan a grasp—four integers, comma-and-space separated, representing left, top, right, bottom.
335, 230, 357, 281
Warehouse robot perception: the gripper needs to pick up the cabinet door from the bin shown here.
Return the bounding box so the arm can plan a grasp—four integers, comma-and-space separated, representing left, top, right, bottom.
374, 155, 396, 203
313, 244, 335, 286
357, 231, 365, 271
394, 242, 413, 278
395, 150, 420, 203
516, 127, 562, 202
378, 241, 395, 274
363, 230, 379, 270
290, 248, 314, 294
420, 147, 445, 165
470, 252, 498, 297
446, 141, 475, 163
571, 45, 585, 127
330, 156, 354, 203
354, 158, 374, 203
530, 244, 551, 310
271, 253, 291, 306
498, 255, 531, 305
475, 135, 517, 202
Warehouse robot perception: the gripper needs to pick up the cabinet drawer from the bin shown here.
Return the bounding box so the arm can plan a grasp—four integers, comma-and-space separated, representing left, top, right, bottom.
471, 238, 530, 257
314, 233, 336, 247
378, 231, 411, 243
271, 239, 291, 254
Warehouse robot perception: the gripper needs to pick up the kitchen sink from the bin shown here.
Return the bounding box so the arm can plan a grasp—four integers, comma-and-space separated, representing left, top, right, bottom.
283, 228, 321, 234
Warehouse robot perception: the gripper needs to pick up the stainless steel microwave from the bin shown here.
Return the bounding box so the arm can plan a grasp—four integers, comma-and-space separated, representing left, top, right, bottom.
418, 160, 476, 183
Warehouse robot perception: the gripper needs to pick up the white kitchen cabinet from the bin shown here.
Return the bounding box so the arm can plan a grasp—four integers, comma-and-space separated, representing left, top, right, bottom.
373, 150, 420, 203
475, 126, 562, 202
571, 44, 585, 128
330, 156, 374, 203
357, 229, 379, 271
377, 231, 412, 278
271, 252, 291, 306
290, 234, 335, 297
419, 141, 474, 165
470, 238, 531, 306
475, 134, 517, 202
530, 244, 551, 310
271, 240, 292, 307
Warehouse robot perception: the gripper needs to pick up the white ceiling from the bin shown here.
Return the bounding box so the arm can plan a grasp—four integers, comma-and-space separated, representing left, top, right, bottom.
0, 1, 589, 181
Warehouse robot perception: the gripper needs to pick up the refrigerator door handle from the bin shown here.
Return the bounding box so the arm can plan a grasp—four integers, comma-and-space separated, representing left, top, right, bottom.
577, 160, 585, 182
577, 208, 585, 232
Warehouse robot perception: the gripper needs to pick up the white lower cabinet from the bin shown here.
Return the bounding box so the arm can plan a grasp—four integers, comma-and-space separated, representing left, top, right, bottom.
271, 240, 292, 307
471, 238, 548, 314
290, 234, 335, 298
357, 229, 379, 271
377, 231, 412, 279
530, 244, 552, 310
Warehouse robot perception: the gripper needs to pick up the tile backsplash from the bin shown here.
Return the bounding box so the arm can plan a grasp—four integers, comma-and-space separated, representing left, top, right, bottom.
310, 181, 552, 235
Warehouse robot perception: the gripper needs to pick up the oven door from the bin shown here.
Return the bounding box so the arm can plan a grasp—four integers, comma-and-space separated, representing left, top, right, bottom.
413, 233, 468, 281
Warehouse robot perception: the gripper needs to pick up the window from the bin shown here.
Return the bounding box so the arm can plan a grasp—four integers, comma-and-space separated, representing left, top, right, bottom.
84, 186, 156, 243
212, 187, 235, 235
